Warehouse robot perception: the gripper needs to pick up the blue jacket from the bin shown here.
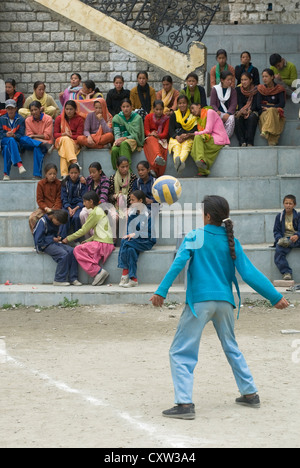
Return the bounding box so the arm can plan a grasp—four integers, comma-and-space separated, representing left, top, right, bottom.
132, 175, 157, 208
273, 209, 300, 243
61, 177, 87, 210
0, 112, 25, 143
33, 215, 61, 253
155, 225, 283, 316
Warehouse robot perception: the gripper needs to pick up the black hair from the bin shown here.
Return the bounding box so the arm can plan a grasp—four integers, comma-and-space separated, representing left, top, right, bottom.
61, 163, 81, 187
269, 53, 282, 67
240, 71, 253, 81
131, 190, 147, 205
137, 71, 149, 79
29, 100, 42, 110
283, 194, 297, 205
68, 163, 80, 172
114, 75, 124, 83
116, 156, 130, 167
220, 70, 234, 81
5, 78, 16, 87
185, 72, 199, 82
137, 160, 150, 170
153, 99, 164, 109
262, 68, 275, 78
33, 81, 45, 90
216, 49, 228, 58
89, 162, 102, 172
240, 51, 251, 59
177, 94, 189, 105
162, 75, 173, 83
203, 195, 236, 261
49, 209, 68, 224
83, 80, 101, 94
83, 191, 100, 206
71, 73, 81, 80
64, 100, 77, 121
121, 97, 132, 106
44, 163, 58, 174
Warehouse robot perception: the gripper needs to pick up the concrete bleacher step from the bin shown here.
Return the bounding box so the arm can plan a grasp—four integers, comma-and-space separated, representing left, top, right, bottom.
0, 208, 281, 248
0, 245, 182, 286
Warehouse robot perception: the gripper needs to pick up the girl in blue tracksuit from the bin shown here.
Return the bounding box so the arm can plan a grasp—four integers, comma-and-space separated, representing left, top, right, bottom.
151, 195, 288, 420
33, 209, 80, 286
59, 163, 87, 239
118, 190, 156, 288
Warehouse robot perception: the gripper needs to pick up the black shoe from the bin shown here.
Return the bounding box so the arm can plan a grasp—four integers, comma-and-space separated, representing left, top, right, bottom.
236, 394, 261, 408
162, 404, 195, 420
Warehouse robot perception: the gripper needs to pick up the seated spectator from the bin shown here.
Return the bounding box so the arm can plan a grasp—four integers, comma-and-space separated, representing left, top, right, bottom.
235, 72, 261, 147
190, 104, 230, 177
0, 79, 25, 116
130, 71, 156, 119
210, 49, 235, 88
269, 54, 297, 96
156, 76, 180, 116
111, 98, 144, 171
19, 81, 60, 119
59, 163, 87, 240
54, 100, 84, 177
77, 80, 103, 100
273, 194, 300, 281
77, 99, 114, 149
143, 100, 170, 177
59, 73, 82, 107
28, 163, 62, 233
22, 101, 54, 179
168, 95, 198, 174
0, 100, 26, 180
106, 75, 130, 117
133, 161, 158, 210
180, 72, 207, 108
210, 70, 237, 138
235, 51, 260, 86
257, 68, 286, 146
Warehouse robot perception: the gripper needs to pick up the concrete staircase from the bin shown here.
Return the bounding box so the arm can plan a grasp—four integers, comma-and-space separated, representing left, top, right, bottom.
0, 96, 299, 306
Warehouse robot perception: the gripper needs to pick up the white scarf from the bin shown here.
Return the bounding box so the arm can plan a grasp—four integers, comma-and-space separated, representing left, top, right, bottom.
214, 83, 232, 113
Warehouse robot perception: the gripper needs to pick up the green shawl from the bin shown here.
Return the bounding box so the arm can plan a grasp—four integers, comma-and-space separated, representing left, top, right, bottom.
112, 111, 145, 147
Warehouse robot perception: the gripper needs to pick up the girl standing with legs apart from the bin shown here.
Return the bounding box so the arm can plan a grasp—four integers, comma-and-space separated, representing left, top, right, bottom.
151, 195, 289, 420
54, 100, 84, 178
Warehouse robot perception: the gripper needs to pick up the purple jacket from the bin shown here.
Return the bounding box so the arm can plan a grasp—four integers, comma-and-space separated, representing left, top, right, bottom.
83, 112, 113, 137
210, 86, 237, 115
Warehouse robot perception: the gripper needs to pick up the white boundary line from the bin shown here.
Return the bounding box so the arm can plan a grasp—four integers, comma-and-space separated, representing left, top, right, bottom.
3, 352, 214, 448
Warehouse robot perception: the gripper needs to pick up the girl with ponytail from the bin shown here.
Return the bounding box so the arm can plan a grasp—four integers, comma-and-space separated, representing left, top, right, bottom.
151, 195, 288, 420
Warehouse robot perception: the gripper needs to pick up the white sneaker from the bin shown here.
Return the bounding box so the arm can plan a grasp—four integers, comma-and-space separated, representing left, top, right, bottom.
18, 165, 26, 175
122, 279, 139, 288
53, 281, 70, 286
3, 175, 10, 181
119, 275, 129, 287
70, 280, 82, 286
92, 269, 109, 286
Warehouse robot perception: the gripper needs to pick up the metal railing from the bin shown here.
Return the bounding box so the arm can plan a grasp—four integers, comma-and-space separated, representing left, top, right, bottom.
82, 0, 220, 52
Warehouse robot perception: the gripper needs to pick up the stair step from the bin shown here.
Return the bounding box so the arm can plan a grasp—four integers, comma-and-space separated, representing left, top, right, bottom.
0, 283, 296, 308
0, 208, 281, 247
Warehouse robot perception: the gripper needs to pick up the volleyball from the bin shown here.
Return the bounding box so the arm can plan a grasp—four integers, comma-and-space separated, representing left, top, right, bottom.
152, 176, 182, 205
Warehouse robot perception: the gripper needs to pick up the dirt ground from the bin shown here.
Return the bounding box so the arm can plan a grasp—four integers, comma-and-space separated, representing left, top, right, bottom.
0, 301, 299, 449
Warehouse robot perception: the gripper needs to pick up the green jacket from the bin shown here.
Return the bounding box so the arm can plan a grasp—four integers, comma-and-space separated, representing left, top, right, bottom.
270, 61, 297, 87
67, 206, 114, 244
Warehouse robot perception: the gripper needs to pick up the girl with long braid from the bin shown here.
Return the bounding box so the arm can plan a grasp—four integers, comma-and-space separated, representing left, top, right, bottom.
151, 195, 289, 420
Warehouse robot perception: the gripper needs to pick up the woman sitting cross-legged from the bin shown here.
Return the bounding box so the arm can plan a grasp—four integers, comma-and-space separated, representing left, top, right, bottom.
54, 100, 84, 178
77, 98, 114, 149
168, 95, 198, 174
210, 70, 237, 139
190, 104, 230, 177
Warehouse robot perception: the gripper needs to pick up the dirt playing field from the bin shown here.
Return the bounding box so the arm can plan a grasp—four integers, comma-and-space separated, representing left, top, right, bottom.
0, 301, 299, 449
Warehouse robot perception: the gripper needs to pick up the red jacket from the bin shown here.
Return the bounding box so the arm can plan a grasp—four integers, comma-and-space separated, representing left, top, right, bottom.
54, 114, 84, 141
144, 113, 169, 140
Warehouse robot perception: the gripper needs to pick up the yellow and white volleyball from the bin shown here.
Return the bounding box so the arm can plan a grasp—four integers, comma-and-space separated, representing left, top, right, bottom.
152, 176, 182, 205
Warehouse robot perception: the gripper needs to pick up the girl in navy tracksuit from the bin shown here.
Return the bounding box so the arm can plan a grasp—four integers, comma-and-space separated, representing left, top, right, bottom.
33, 209, 80, 286
60, 163, 87, 239
118, 190, 156, 287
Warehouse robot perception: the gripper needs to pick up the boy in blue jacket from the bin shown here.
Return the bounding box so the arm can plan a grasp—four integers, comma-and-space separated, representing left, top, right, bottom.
273, 194, 300, 280
0, 100, 26, 180
151, 195, 288, 420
